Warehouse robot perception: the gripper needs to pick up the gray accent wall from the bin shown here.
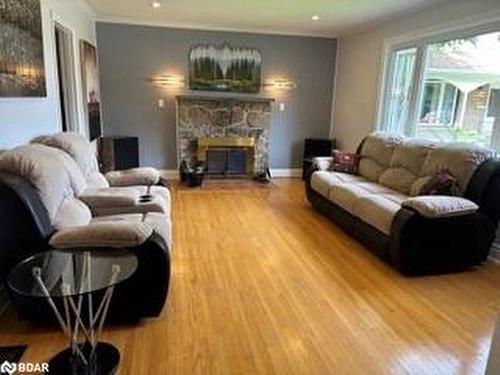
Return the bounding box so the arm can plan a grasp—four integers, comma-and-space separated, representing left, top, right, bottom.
96, 22, 336, 169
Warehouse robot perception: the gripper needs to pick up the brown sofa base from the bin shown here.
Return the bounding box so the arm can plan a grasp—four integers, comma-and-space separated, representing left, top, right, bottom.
306, 182, 390, 261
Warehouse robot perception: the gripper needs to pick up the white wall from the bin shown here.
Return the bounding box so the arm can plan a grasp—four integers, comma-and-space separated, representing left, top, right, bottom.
332, 0, 500, 151
0, 0, 96, 149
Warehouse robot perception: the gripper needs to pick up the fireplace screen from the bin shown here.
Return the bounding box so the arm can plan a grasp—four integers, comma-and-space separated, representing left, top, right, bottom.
207, 149, 247, 176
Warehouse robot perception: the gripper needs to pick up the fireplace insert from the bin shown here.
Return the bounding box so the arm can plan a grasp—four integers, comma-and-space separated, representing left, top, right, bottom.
207, 148, 247, 176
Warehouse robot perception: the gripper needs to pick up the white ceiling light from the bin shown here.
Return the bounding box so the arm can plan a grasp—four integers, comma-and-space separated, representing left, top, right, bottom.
89, 0, 441, 37
152, 1, 162, 9
311, 15, 320, 21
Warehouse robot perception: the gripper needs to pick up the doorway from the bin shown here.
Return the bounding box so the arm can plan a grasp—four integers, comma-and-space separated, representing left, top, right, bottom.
54, 23, 78, 132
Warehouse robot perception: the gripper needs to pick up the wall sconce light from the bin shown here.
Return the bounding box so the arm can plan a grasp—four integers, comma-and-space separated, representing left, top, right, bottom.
147, 74, 185, 88
263, 78, 297, 90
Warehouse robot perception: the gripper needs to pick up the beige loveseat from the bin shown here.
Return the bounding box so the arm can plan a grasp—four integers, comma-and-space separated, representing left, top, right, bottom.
31, 132, 170, 216
306, 133, 500, 274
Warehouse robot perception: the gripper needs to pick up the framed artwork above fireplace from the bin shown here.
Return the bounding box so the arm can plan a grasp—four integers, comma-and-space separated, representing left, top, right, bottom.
189, 44, 261, 93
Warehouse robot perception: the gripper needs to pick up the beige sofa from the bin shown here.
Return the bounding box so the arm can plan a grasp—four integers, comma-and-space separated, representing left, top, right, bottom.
306, 133, 500, 274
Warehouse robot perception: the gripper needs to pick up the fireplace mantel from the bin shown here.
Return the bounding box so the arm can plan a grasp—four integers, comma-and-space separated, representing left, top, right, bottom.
175, 95, 275, 103
197, 136, 255, 148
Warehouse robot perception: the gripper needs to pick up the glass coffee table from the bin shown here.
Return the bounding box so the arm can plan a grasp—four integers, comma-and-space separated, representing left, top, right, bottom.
8, 249, 138, 375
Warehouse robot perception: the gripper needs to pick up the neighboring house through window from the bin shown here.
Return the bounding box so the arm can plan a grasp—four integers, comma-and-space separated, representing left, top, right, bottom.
379, 28, 500, 149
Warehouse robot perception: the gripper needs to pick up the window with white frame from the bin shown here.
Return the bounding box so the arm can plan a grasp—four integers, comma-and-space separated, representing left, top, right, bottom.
379, 28, 500, 149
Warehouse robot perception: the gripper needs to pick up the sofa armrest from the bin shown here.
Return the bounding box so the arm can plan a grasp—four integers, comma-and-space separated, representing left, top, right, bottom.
49, 221, 153, 249
79, 187, 140, 208
312, 157, 334, 172
105, 167, 160, 187
390, 206, 495, 275
402, 196, 478, 219
465, 159, 500, 223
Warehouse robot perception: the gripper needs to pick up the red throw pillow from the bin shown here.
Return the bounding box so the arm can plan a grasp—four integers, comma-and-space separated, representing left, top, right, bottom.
331, 150, 359, 174
419, 169, 460, 196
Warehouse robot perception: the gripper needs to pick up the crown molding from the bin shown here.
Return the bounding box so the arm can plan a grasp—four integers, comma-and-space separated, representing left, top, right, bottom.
96, 15, 337, 39
77, 0, 97, 19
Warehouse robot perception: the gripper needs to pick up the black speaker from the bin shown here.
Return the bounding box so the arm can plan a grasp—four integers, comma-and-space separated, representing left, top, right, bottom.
99, 136, 139, 172
303, 138, 334, 159
302, 138, 335, 180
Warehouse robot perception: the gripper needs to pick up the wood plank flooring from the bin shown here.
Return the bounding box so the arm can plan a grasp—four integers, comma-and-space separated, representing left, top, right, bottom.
2, 179, 500, 374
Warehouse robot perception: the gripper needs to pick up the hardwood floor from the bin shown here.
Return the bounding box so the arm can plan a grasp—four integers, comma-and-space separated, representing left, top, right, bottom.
2, 179, 500, 374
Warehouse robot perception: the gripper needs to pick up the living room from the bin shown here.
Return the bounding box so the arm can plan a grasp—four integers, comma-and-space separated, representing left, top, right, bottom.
1, 0, 500, 374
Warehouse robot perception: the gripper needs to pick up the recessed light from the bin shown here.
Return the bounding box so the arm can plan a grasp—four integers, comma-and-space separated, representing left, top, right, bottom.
152, 1, 161, 8
312, 15, 320, 21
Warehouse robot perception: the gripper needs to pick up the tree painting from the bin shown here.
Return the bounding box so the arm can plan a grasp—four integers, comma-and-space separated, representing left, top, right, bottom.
189, 44, 261, 93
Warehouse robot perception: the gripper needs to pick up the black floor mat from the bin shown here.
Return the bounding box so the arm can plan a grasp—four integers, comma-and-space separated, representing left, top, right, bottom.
0, 345, 27, 363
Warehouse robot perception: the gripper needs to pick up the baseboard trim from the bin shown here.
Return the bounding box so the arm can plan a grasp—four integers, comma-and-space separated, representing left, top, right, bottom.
160, 169, 302, 179
270, 169, 302, 178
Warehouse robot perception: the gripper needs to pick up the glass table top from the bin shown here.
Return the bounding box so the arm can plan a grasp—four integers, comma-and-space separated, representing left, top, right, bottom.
8, 249, 138, 298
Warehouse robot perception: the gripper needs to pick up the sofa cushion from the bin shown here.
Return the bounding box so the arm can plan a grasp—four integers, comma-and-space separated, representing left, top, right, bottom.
310, 171, 365, 197
105, 167, 160, 187
79, 187, 140, 208
91, 212, 172, 249
358, 133, 402, 181
150, 185, 171, 207
378, 139, 434, 194
49, 221, 154, 249
328, 184, 370, 213
311, 172, 341, 197
379, 167, 419, 195
32, 133, 100, 179
355, 182, 396, 195
86, 172, 110, 189
389, 140, 434, 175
53, 197, 92, 230
357, 158, 386, 182
402, 196, 479, 218
421, 143, 492, 194
0, 144, 87, 223
91, 195, 168, 216
353, 193, 406, 235
328, 181, 403, 215
78, 185, 170, 216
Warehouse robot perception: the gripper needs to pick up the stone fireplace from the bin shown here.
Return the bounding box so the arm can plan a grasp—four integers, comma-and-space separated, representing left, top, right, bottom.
176, 96, 273, 176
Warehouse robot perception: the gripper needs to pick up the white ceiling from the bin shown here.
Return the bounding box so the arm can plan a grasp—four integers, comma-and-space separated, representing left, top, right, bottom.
88, 0, 445, 37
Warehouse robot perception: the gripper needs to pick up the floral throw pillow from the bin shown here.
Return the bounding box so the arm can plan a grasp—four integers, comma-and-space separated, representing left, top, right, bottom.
419, 168, 461, 196
331, 150, 360, 174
